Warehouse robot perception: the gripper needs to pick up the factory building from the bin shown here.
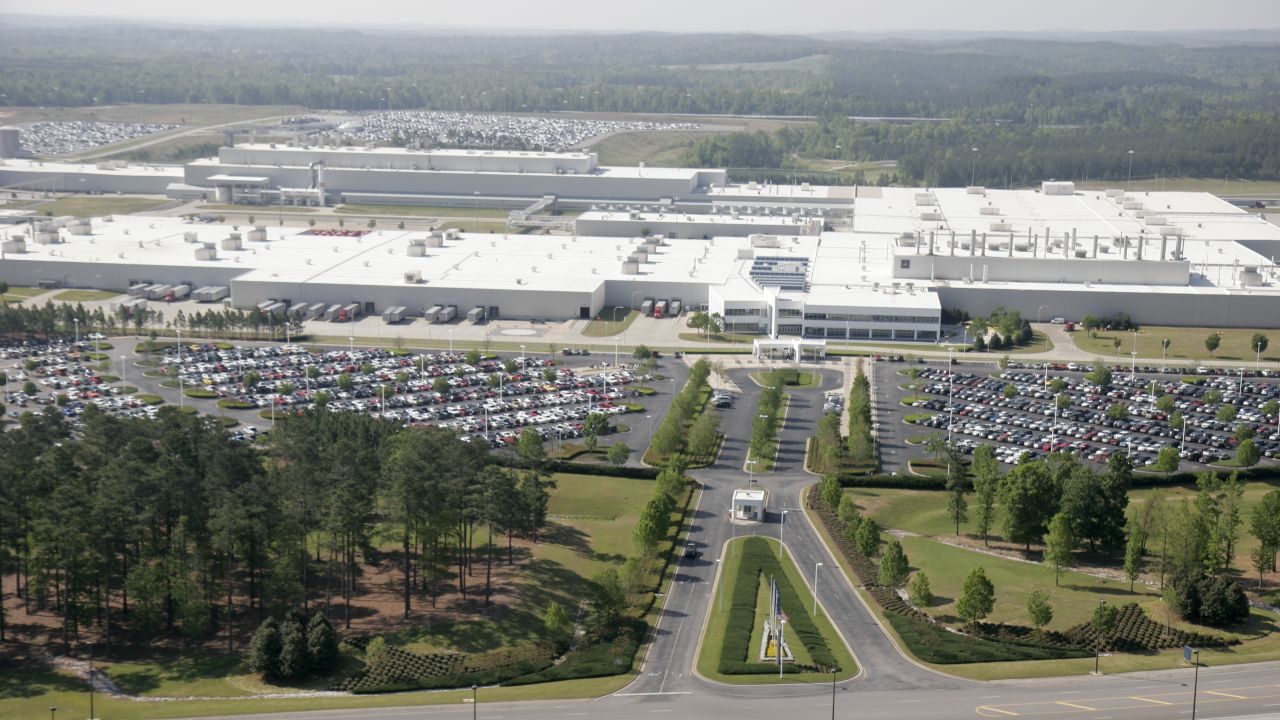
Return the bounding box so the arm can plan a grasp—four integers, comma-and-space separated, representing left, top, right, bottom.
0, 146, 1277, 333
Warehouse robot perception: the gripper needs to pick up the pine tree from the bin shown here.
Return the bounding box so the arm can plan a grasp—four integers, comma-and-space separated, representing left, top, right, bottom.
878, 538, 910, 588
956, 567, 995, 624
248, 618, 282, 680
278, 617, 311, 680
1043, 512, 1075, 586
306, 612, 339, 673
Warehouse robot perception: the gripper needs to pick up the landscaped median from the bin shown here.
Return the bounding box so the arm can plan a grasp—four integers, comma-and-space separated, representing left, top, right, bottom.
696, 536, 857, 684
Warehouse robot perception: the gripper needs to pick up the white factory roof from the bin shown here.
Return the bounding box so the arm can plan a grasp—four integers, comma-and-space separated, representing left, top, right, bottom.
0, 158, 182, 178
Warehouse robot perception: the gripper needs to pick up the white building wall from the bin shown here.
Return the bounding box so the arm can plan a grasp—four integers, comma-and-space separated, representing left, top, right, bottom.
894, 253, 1190, 286
938, 287, 1280, 329
0, 258, 245, 292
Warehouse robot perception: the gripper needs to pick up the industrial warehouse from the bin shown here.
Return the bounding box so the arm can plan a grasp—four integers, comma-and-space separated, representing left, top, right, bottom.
1, 143, 1278, 336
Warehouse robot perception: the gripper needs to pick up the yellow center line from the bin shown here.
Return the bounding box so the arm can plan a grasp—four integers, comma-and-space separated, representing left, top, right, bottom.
976, 706, 1020, 717
1130, 696, 1173, 705
1054, 701, 1098, 711
1205, 690, 1248, 699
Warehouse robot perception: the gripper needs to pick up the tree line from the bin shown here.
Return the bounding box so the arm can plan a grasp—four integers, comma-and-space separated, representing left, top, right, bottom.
0, 300, 304, 342
4, 26, 1277, 125
683, 115, 1280, 187
0, 402, 559, 654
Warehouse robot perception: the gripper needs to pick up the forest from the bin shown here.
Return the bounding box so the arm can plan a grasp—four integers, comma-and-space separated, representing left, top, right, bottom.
0, 403, 560, 653
2, 23, 1278, 184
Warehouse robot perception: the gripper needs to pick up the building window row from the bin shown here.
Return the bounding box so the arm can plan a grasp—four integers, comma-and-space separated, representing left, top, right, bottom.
805, 312, 937, 324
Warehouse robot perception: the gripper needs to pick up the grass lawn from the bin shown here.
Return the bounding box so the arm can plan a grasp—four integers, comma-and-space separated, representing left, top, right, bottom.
1001, 330, 1054, 354
53, 289, 121, 302
0, 670, 631, 720
12, 195, 170, 217
1, 286, 46, 302
1072, 325, 1280, 363
594, 130, 709, 166
583, 309, 640, 338
337, 204, 510, 219
749, 371, 819, 388
696, 536, 858, 684
1077, 177, 1280, 198
899, 535, 1159, 630
197, 204, 317, 213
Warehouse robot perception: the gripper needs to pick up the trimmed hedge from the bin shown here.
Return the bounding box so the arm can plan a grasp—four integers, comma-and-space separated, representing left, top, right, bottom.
717, 536, 838, 674
216, 398, 256, 410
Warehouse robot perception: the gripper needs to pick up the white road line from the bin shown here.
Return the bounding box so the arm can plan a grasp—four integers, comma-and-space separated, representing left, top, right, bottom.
613, 692, 693, 697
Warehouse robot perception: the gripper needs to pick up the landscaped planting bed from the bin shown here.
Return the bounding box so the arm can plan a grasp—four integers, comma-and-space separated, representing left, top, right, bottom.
717, 536, 840, 675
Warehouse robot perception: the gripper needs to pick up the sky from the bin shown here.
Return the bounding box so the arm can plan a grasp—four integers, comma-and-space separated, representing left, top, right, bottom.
18, 0, 1279, 34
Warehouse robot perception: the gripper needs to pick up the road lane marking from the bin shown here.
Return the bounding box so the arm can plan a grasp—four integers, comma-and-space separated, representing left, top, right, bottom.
1206, 690, 1248, 699
976, 706, 1019, 717
1054, 701, 1098, 711
613, 692, 693, 696
1131, 696, 1173, 705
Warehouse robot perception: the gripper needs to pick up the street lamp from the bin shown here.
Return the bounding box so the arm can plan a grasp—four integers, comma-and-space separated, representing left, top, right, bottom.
747, 458, 757, 485
449, 329, 454, 355
471, 683, 478, 720
970, 147, 978, 187
348, 335, 354, 356
1094, 599, 1106, 674
120, 355, 126, 388
612, 335, 620, 368
1127, 149, 1135, 188
812, 562, 824, 616
646, 413, 653, 450
1036, 305, 1049, 324
1190, 647, 1201, 720
829, 666, 838, 720
49, 706, 56, 720
73, 317, 79, 346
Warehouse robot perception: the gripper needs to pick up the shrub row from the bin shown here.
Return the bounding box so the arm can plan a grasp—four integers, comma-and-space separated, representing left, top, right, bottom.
506, 617, 647, 685
1063, 603, 1234, 652
718, 536, 838, 675
335, 642, 557, 693
883, 612, 1091, 664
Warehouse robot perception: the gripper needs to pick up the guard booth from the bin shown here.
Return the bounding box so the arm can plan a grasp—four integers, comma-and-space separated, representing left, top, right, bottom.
753, 338, 826, 362
732, 488, 767, 523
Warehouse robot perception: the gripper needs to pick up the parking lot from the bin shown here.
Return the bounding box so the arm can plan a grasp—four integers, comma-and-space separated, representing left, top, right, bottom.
4, 338, 684, 455
155, 343, 670, 448
337, 111, 699, 150
17, 120, 179, 156
879, 359, 1280, 473
2, 336, 166, 422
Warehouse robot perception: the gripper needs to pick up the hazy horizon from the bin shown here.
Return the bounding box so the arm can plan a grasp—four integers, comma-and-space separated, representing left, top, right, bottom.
15, 0, 1280, 35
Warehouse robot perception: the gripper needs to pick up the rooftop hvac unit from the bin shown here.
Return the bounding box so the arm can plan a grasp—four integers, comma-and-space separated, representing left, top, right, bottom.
966, 186, 985, 195
407, 244, 426, 257
1041, 181, 1076, 196
920, 211, 943, 222
404, 270, 423, 284
194, 243, 217, 261
183, 231, 198, 243
979, 206, 1001, 216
